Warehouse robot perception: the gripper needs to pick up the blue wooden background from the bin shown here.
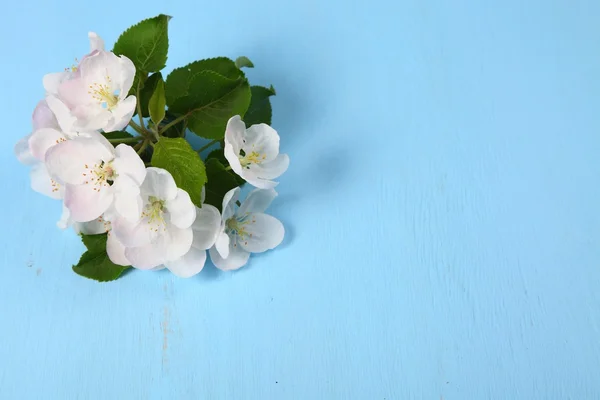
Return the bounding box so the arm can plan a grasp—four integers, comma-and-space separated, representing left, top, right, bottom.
1, 0, 599, 398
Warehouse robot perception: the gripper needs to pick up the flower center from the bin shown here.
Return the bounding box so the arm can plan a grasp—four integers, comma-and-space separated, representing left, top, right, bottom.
141, 196, 166, 233
88, 77, 119, 110
82, 161, 116, 192
51, 179, 61, 193
238, 149, 267, 168
225, 214, 256, 247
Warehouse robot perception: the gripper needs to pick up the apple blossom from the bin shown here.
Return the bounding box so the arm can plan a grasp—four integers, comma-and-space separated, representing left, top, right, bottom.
45, 135, 146, 222
209, 187, 285, 271
224, 115, 289, 189
111, 168, 197, 270
55, 48, 137, 132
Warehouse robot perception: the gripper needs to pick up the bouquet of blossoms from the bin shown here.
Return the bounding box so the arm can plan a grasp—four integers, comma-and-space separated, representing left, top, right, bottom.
14, 15, 288, 281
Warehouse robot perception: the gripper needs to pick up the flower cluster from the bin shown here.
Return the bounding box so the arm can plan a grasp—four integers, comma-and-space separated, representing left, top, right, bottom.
14, 15, 288, 281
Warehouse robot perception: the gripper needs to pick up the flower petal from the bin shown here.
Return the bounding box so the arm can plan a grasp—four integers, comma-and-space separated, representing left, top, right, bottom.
112, 215, 157, 247
164, 247, 207, 278
104, 96, 136, 131
166, 189, 196, 229
43, 72, 68, 95
224, 115, 245, 152
14, 134, 36, 165
107, 233, 130, 266
112, 175, 143, 222
240, 173, 278, 189
224, 142, 244, 176
28, 128, 67, 161
74, 217, 108, 235
64, 183, 114, 222
239, 213, 284, 253
209, 244, 250, 271
238, 188, 277, 215
214, 231, 230, 259
221, 187, 240, 221
57, 205, 73, 229
125, 239, 168, 269
247, 153, 289, 180
88, 32, 105, 52
45, 95, 77, 133
30, 163, 62, 199
141, 167, 178, 200
32, 99, 59, 131
113, 143, 146, 185
243, 123, 280, 161
117, 57, 136, 99
191, 204, 221, 250
45, 137, 114, 185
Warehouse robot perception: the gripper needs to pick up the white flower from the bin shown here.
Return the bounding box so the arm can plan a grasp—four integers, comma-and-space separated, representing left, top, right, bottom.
54, 48, 136, 132
111, 168, 197, 270
45, 134, 146, 222
224, 116, 289, 189
43, 32, 105, 97
209, 187, 285, 271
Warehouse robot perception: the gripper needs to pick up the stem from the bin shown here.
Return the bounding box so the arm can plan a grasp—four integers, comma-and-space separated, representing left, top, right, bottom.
108, 137, 141, 145
159, 114, 187, 135
197, 139, 219, 154
128, 120, 145, 135
137, 139, 150, 155
224, 165, 232, 171
136, 80, 145, 131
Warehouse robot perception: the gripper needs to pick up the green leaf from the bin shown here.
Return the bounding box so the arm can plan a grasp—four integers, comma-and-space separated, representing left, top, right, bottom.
235, 56, 254, 69
151, 137, 206, 206
137, 72, 162, 117
73, 234, 130, 282
206, 149, 245, 185
113, 14, 170, 73
204, 158, 242, 210
244, 85, 276, 126
168, 71, 251, 139
149, 77, 166, 125
165, 57, 243, 105
102, 131, 134, 140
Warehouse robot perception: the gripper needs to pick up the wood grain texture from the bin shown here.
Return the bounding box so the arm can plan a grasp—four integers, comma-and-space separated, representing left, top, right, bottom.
1, 0, 599, 398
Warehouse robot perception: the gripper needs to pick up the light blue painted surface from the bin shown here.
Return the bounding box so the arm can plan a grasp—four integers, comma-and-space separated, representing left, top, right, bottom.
1, 0, 599, 398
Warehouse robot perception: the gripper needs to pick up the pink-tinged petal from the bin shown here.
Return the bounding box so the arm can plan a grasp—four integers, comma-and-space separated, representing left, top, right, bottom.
224, 115, 245, 152
29, 128, 67, 161
239, 213, 284, 253
64, 183, 114, 222
88, 32, 105, 52
221, 187, 240, 220
214, 231, 230, 259
43, 72, 68, 95
30, 163, 62, 200
57, 77, 92, 109
247, 153, 289, 180
113, 143, 145, 185
191, 204, 221, 250
141, 168, 178, 200
45, 95, 77, 133
14, 134, 36, 165
32, 99, 59, 130
238, 188, 277, 215
243, 123, 280, 161
107, 233, 130, 266
104, 96, 136, 131
164, 247, 207, 278
224, 141, 244, 176
209, 244, 250, 271
166, 189, 196, 229
45, 138, 113, 185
